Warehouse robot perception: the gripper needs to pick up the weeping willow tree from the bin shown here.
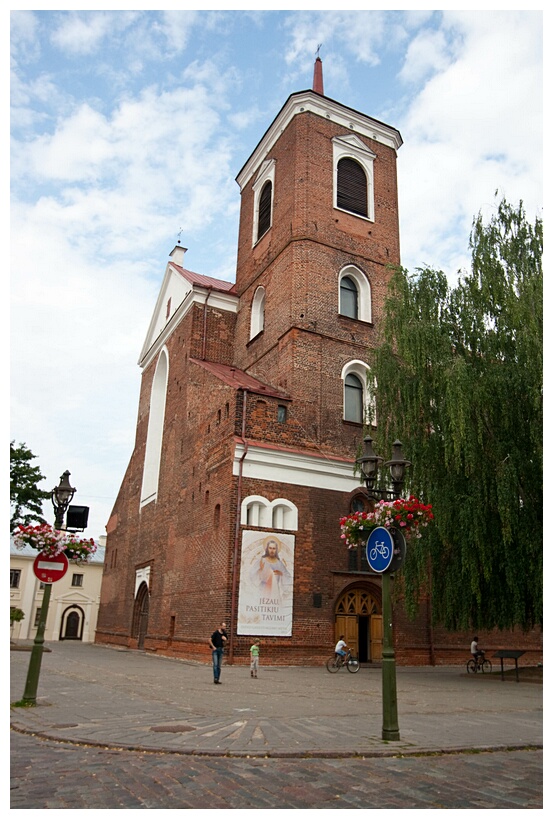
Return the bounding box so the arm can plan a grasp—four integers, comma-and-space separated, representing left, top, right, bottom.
369, 198, 542, 631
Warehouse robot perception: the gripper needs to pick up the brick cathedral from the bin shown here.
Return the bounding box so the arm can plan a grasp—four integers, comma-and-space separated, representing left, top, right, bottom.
96, 60, 542, 667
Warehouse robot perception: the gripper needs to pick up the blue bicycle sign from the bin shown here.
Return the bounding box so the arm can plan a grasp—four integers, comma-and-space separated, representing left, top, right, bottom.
366, 527, 395, 573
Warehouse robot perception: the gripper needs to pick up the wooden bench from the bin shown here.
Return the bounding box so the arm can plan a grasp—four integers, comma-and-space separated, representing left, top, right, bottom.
493, 650, 526, 682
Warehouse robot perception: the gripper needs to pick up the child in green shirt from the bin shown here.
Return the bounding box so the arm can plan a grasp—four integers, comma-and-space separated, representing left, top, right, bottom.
250, 641, 260, 678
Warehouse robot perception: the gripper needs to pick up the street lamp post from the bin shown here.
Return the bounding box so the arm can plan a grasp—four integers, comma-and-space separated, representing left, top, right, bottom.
356, 437, 411, 741
21, 471, 76, 706
51, 471, 76, 529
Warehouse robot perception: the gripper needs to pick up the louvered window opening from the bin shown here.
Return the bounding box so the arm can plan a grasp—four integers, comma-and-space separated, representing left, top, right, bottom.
340, 275, 358, 319
257, 181, 272, 240
337, 158, 368, 217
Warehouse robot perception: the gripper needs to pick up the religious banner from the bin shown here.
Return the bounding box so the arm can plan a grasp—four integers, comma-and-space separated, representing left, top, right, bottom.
237, 531, 295, 636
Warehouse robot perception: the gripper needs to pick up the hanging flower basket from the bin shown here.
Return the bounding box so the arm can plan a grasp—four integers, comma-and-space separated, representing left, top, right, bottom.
340, 496, 434, 549
13, 524, 97, 562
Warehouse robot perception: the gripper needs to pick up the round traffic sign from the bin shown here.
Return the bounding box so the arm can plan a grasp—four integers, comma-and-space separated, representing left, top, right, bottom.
388, 527, 407, 573
33, 551, 69, 583
366, 527, 394, 573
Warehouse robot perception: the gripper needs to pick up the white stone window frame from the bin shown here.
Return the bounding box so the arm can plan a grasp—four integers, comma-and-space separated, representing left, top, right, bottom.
241, 495, 298, 531
250, 285, 266, 339
332, 134, 376, 222
252, 159, 275, 246
140, 347, 169, 507
338, 265, 372, 323
341, 359, 377, 426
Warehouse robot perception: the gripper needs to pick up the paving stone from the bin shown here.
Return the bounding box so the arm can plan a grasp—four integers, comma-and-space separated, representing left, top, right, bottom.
10, 641, 543, 808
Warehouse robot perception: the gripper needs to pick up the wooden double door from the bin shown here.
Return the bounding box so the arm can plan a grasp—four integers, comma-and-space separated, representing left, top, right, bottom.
334, 587, 382, 663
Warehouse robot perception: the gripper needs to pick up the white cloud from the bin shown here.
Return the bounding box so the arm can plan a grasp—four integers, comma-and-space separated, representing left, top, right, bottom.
49, 11, 138, 56
10, 9, 39, 61
11, 73, 238, 263
396, 10, 542, 277
10, 45, 243, 535
399, 28, 451, 85
156, 10, 200, 53
284, 10, 388, 66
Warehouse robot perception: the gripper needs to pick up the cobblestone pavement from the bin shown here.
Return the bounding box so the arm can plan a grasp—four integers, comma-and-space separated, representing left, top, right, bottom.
10, 731, 543, 809
10, 642, 542, 757
10, 642, 544, 809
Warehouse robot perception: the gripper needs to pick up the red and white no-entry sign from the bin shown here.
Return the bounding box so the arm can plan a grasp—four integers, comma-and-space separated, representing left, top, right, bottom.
33, 551, 69, 583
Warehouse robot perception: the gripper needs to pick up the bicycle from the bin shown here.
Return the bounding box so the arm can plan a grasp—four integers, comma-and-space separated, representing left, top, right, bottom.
369, 539, 391, 563
466, 651, 492, 674
326, 649, 360, 673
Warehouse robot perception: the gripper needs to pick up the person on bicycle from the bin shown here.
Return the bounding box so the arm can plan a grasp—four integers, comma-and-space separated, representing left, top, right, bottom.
470, 636, 484, 664
335, 636, 348, 659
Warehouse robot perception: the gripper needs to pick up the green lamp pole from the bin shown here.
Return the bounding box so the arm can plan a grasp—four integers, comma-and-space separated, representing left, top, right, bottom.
21, 471, 75, 706
356, 437, 411, 741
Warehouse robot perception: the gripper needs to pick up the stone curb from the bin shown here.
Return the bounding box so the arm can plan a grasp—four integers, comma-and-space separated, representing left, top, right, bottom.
9, 720, 543, 760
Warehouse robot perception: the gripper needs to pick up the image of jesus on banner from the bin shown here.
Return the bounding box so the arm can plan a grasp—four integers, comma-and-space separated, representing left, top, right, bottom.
237, 531, 295, 636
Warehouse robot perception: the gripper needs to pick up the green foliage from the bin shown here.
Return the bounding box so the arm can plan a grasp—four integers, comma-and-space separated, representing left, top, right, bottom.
10, 441, 50, 533
370, 198, 542, 631
10, 607, 25, 624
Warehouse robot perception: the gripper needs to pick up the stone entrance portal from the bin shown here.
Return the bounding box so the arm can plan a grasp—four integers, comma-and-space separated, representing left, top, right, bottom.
334, 586, 382, 663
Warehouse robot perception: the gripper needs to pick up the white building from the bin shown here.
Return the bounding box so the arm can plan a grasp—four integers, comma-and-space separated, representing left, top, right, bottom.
10, 538, 105, 643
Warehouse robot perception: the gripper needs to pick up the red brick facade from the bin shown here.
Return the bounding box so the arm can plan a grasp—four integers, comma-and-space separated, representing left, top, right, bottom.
96, 81, 542, 668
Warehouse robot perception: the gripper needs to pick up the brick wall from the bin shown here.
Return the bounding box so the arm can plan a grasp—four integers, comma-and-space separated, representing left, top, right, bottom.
96, 96, 543, 670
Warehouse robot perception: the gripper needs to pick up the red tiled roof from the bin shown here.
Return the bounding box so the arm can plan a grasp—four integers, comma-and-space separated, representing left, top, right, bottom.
170, 263, 237, 294
190, 359, 290, 400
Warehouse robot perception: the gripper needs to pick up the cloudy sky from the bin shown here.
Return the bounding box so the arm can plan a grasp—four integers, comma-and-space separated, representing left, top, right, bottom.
10, 8, 543, 540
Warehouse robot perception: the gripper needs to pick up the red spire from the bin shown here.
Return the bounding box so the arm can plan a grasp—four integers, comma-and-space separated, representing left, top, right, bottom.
313, 55, 324, 95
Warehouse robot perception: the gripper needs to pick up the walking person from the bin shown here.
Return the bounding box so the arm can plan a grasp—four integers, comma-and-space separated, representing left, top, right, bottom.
250, 641, 260, 678
209, 621, 227, 684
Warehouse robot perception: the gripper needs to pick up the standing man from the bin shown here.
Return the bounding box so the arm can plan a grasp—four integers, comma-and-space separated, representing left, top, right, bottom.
209, 621, 228, 684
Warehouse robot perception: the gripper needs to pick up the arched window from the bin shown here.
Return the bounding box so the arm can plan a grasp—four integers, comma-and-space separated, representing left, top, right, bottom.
337, 157, 368, 218
141, 348, 169, 506
242, 496, 271, 527
351, 494, 368, 513
271, 500, 298, 531
252, 159, 275, 245
340, 275, 358, 319
344, 373, 364, 424
257, 181, 272, 240
250, 286, 265, 339
338, 266, 372, 323
341, 360, 376, 426
241, 495, 298, 531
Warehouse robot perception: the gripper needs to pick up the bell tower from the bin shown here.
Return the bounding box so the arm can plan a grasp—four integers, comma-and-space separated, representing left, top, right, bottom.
232, 58, 402, 455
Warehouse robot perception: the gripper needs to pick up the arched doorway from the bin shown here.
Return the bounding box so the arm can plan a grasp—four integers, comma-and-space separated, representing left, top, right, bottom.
60, 606, 84, 640
334, 586, 382, 662
132, 581, 150, 649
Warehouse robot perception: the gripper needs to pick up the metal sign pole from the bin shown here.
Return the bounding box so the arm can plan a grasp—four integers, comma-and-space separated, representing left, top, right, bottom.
21, 583, 52, 705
